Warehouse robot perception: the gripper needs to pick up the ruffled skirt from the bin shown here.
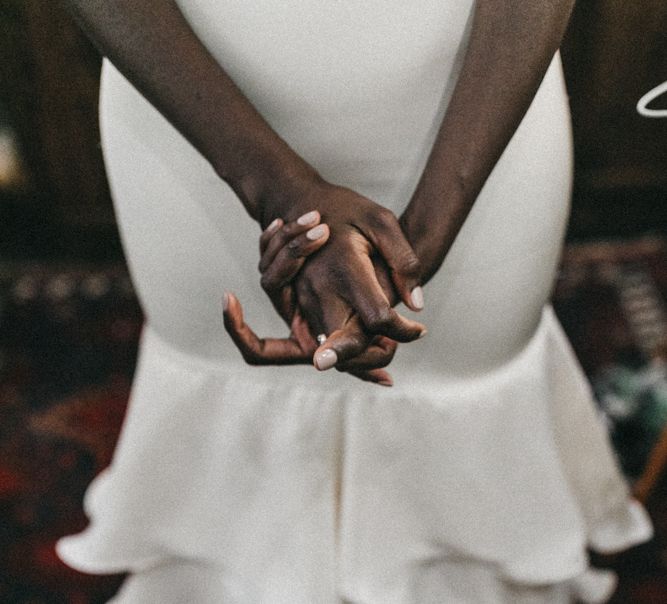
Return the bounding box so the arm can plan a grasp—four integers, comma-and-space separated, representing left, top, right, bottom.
57, 306, 651, 603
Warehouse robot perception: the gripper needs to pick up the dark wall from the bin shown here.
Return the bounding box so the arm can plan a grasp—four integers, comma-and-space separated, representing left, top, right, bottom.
0, 1, 666, 260
562, 0, 667, 239
0, 0, 115, 260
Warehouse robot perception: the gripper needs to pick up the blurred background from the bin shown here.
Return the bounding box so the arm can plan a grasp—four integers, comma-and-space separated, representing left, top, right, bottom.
0, 1, 665, 602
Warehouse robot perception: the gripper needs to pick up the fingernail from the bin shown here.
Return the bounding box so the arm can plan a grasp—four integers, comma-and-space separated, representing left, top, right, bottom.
378, 379, 393, 387
306, 225, 327, 240
265, 218, 281, 235
297, 210, 318, 226
222, 292, 230, 311
314, 349, 337, 371
410, 286, 424, 310
418, 328, 427, 339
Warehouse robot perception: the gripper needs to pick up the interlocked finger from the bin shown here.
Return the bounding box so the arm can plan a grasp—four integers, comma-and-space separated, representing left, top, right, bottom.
311, 321, 395, 386
312, 315, 373, 371
341, 253, 426, 343
260, 224, 330, 293
346, 367, 394, 387
259, 217, 283, 254
259, 210, 322, 272
224, 292, 397, 386
335, 336, 397, 371
356, 207, 424, 311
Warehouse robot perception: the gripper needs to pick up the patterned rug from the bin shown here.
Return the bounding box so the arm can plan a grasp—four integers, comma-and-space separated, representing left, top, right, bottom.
1, 238, 667, 603
0, 266, 139, 603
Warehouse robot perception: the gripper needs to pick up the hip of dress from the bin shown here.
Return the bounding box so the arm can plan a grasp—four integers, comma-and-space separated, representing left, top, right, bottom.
98, 1, 573, 377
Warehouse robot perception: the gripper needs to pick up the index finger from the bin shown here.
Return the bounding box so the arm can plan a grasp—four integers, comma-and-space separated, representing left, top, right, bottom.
341, 253, 426, 342
223, 292, 310, 365
357, 208, 424, 312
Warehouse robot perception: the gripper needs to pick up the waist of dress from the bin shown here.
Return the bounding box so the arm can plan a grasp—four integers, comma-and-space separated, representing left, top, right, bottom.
141, 304, 561, 396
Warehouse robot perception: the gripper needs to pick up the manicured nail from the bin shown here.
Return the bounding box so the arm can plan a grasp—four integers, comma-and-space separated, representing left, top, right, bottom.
314, 349, 337, 371
418, 329, 427, 339
265, 218, 282, 235
306, 225, 327, 241
378, 378, 393, 387
222, 292, 230, 311
297, 210, 318, 226
410, 286, 424, 310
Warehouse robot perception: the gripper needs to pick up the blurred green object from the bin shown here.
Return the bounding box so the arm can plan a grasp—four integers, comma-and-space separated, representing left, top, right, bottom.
595, 361, 667, 479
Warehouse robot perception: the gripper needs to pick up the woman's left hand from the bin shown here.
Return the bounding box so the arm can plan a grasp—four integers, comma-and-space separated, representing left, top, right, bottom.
223, 214, 397, 386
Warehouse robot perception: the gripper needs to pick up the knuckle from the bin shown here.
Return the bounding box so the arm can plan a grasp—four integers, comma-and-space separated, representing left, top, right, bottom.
378, 348, 396, 367
366, 207, 397, 232
302, 262, 334, 291
274, 230, 291, 250
241, 339, 271, 366
335, 338, 365, 360
360, 344, 396, 370
260, 272, 276, 292
396, 251, 422, 276
377, 205, 396, 220
347, 333, 367, 352
241, 349, 261, 365
264, 229, 289, 254
364, 306, 394, 333
372, 357, 391, 369
287, 238, 304, 259
259, 230, 272, 247
284, 218, 305, 234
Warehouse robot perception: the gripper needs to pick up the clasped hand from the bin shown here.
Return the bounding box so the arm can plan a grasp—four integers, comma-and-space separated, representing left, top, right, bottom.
223, 178, 426, 386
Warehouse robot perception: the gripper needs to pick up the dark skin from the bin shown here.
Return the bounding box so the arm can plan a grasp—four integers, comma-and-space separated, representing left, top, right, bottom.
223, 213, 398, 386
62, 0, 426, 381
220, 0, 577, 381
63, 0, 576, 383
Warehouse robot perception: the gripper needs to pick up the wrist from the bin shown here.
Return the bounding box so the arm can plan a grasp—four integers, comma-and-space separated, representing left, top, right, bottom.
257, 163, 324, 228
215, 151, 321, 227
400, 189, 469, 284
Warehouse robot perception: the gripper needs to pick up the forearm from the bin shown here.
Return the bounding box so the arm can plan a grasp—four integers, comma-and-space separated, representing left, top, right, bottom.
400, 0, 576, 282
62, 0, 316, 222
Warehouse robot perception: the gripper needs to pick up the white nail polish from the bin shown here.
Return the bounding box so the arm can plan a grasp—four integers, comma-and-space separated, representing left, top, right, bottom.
297, 210, 318, 226
314, 349, 337, 370
411, 286, 424, 310
265, 218, 281, 234
306, 225, 326, 240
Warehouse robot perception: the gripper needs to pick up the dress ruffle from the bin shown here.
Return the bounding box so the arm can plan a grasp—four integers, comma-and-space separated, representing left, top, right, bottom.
57, 306, 651, 603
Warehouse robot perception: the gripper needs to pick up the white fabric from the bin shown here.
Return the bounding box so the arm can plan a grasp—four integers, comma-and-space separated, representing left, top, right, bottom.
108, 557, 573, 604
57, 1, 651, 602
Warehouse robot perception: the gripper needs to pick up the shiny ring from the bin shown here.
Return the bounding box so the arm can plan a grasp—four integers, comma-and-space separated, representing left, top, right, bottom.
316, 333, 327, 346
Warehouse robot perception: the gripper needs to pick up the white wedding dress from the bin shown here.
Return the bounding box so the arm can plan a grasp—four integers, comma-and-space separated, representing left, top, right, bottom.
57, 2, 651, 602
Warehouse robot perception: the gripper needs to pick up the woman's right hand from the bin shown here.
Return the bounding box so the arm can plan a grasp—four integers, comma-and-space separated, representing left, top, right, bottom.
259, 176, 426, 369
224, 213, 399, 386
62, 1, 424, 363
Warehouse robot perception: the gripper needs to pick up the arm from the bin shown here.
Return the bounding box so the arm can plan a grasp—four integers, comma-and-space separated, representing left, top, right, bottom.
63, 0, 425, 342
61, 0, 311, 220
215, 0, 577, 375
223, 215, 397, 386
400, 0, 576, 282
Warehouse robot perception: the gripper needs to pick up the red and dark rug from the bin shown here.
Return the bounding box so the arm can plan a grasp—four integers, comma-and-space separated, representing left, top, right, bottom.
1, 237, 667, 603
0, 266, 140, 603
